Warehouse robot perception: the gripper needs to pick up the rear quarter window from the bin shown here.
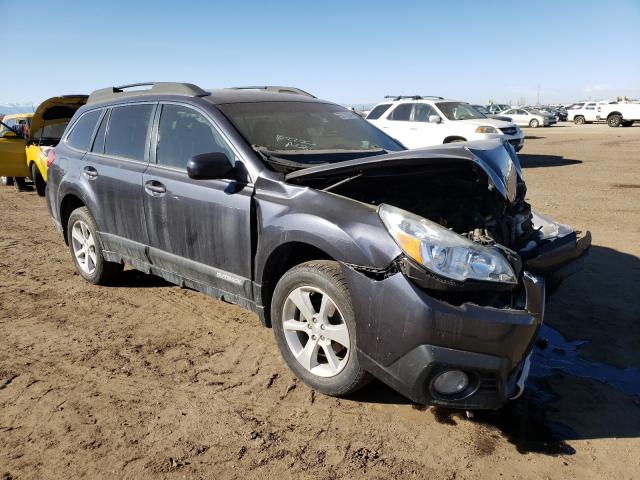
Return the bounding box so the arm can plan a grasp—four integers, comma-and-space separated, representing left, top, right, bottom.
66, 110, 102, 151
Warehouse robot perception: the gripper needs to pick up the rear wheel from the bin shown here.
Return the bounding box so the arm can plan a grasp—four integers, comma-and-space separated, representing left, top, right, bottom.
31, 163, 46, 197
573, 116, 585, 125
271, 260, 371, 397
67, 207, 123, 285
0, 176, 14, 186
607, 114, 622, 127
529, 119, 539, 128
13, 177, 27, 192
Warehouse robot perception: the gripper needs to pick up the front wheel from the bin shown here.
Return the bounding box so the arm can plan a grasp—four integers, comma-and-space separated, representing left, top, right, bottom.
67, 207, 123, 285
607, 114, 622, 127
31, 163, 46, 197
271, 260, 371, 397
529, 119, 539, 128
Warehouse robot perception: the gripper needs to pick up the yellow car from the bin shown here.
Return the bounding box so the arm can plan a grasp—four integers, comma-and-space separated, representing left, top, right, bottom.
0, 95, 87, 195
0, 113, 33, 189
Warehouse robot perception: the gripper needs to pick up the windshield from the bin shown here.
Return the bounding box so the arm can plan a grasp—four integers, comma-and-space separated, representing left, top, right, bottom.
472, 105, 490, 115
436, 102, 486, 120
218, 101, 403, 156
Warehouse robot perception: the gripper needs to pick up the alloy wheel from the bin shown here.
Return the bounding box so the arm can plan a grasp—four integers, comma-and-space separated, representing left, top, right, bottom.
71, 220, 97, 275
282, 286, 350, 377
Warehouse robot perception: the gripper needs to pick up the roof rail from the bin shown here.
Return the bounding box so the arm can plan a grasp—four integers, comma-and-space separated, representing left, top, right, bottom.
87, 82, 209, 105
227, 86, 316, 98
383, 95, 445, 101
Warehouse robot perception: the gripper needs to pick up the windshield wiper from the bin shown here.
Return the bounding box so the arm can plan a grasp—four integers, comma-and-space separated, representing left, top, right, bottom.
252, 146, 315, 173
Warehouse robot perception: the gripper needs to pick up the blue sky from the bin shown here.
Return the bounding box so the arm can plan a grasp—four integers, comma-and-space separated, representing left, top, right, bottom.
1, 0, 639, 106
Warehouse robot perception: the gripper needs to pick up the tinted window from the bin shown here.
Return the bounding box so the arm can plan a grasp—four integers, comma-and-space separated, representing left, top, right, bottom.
91, 110, 109, 154
156, 104, 234, 169
67, 110, 101, 151
366, 104, 392, 120
388, 104, 412, 121
104, 104, 154, 161
568, 103, 585, 109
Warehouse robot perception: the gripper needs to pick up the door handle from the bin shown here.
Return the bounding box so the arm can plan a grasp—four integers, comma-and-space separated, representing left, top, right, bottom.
83, 166, 98, 179
144, 180, 166, 196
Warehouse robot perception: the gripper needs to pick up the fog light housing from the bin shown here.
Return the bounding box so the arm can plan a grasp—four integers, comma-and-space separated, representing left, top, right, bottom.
432, 370, 469, 395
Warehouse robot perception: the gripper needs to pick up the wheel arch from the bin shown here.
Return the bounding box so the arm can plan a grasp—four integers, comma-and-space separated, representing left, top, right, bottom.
606, 111, 622, 118
59, 193, 86, 245
259, 241, 335, 327
443, 136, 467, 143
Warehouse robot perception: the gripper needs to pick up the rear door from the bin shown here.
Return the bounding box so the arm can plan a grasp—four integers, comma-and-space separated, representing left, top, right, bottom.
584, 102, 597, 121
142, 102, 253, 299
80, 103, 155, 263
382, 103, 441, 148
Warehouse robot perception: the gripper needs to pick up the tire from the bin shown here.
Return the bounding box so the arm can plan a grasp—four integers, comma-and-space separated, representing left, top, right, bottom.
607, 114, 622, 127
621, 121, 633, 127
13, 177, 27, 192
31, 163, 46, 197
271, 260, 371, 397
0, 176, 14, 186
574, 116, 585, 125
529, 119, 539, 128
66, 207, 123, 285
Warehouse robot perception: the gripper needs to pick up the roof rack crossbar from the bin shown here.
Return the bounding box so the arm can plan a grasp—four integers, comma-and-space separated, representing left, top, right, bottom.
228, 86, 316, 98
383, 95, 445, 101
87, 82, 209, 105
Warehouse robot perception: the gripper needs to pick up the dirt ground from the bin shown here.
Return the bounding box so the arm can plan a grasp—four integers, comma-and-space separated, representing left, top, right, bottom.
1, 123, 639, 480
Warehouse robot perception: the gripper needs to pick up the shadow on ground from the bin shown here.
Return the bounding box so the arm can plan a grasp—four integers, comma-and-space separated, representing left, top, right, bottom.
519, 153, 582, 168
353, 245, 640, 455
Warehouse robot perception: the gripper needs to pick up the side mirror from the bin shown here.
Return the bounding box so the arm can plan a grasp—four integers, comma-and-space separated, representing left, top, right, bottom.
428, 115, 441, 124
187, 152, 236, 180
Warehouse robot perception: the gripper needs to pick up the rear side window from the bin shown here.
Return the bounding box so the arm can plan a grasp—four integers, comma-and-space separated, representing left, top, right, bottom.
104, 104, 154, 161
388, 104, 412, 121
156, 104, 234, 169
66, 110, 101, 151
366, 104, 392, 120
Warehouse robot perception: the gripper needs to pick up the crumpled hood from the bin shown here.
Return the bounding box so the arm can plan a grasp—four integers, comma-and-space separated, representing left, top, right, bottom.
285, 139, 522, 203
29, 95, 88, 138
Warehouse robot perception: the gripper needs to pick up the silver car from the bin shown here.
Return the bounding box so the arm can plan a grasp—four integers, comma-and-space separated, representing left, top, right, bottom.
500, 108, 557, 128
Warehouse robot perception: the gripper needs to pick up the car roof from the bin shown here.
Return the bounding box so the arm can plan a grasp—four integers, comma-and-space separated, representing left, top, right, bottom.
205, 89, 326, 105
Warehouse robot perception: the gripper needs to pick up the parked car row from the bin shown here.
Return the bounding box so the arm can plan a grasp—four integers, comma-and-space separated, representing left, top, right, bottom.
0, 96, 88, 194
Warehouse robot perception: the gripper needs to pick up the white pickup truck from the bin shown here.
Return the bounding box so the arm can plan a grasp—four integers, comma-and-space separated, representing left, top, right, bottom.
597, 103, 640, 127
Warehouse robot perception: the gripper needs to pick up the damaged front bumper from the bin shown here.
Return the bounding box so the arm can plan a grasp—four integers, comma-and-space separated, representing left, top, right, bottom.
342, 225, 591, 410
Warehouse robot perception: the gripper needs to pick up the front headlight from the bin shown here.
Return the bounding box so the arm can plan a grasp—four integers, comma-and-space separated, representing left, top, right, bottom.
378, 204, 517, 284
475, 126, 499, 134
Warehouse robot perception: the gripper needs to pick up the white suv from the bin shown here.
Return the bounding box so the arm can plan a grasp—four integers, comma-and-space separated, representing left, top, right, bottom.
566, 101, 614, 124
366, 97, 525, 151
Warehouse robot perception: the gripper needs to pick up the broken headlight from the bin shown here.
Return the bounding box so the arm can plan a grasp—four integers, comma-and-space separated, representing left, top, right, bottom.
378, 204, 517, 284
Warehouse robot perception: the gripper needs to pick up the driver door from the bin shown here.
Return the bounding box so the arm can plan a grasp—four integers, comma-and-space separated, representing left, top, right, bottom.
0, 121, 28, 177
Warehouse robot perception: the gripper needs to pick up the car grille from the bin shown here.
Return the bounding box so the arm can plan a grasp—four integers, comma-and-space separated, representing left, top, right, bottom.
500, 127, 517, 135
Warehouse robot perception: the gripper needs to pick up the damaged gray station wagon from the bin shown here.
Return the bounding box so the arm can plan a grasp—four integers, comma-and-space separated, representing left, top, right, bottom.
46, 83, 591, 409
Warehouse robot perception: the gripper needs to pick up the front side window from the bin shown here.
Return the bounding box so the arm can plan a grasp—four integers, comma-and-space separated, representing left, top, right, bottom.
413, 104, 438, 122
156, 104, 234, 169
388, 103, 413, 121
366, 104, 392, 120
104, 104, 154, 161
66, 110, 101, 151
436, 102, 485, 121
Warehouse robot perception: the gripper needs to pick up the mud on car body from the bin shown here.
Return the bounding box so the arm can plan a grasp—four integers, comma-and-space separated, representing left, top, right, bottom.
46, 83, 590, 410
